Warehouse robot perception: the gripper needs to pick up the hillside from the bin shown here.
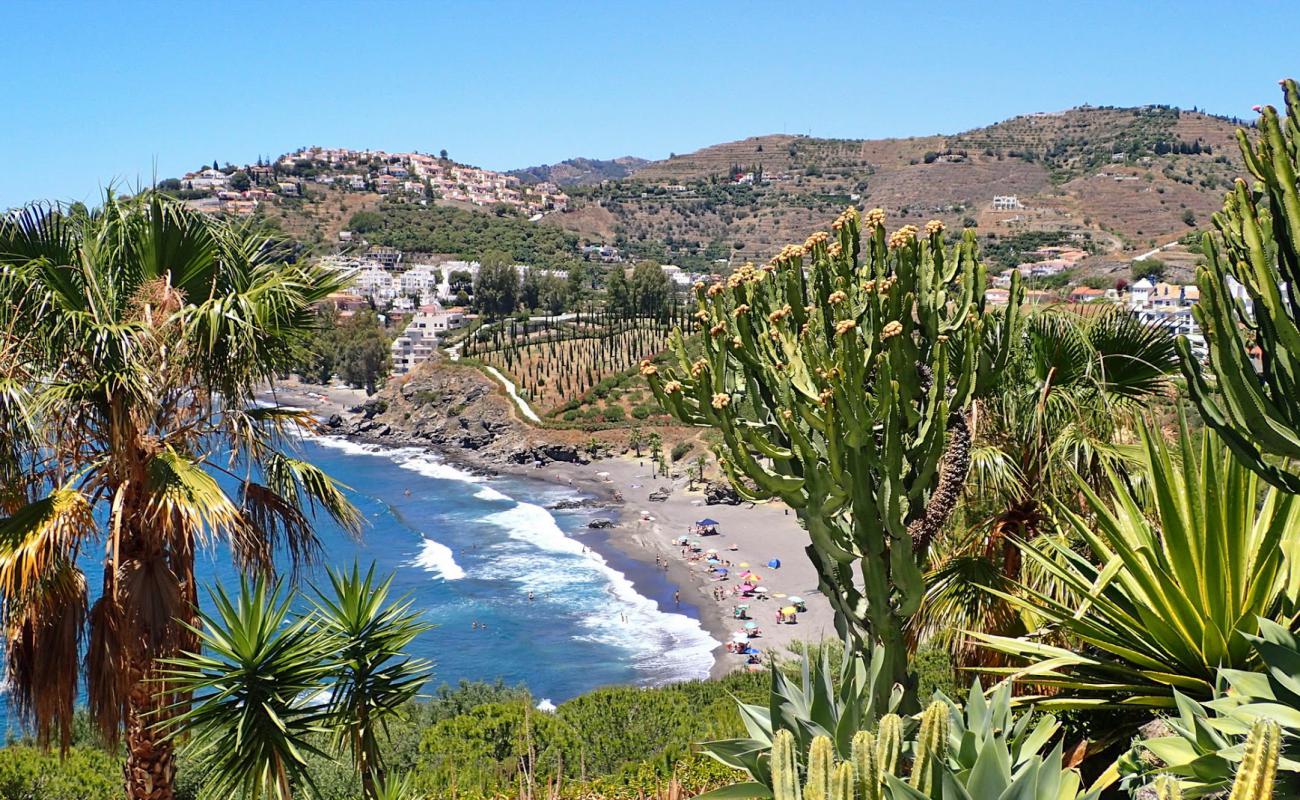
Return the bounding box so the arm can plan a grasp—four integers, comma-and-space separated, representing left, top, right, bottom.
549, 107, 1249, 272
509, 156, 650, 186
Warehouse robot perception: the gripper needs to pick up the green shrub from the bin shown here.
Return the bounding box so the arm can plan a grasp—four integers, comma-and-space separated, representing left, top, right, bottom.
631, 405, 653, 420
670, 441, 692, 462
0, 745, 120, 800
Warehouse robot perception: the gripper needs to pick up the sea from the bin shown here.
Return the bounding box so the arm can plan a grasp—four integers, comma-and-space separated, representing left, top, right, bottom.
0, 436, 717, 734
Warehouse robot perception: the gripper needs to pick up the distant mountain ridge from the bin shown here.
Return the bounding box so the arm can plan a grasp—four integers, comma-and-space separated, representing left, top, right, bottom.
508, 156, 650, 186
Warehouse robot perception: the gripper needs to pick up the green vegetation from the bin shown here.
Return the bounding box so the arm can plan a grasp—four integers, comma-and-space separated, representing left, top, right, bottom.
296, 308, 392, 394
647, 209, 1021, 703
1180, 78, 1300, 493
462, 303, 693, 418
1131, 256, 1167, 281
349, 203, 579, 269
0, 193, 360, 800
163, 568, 431, 799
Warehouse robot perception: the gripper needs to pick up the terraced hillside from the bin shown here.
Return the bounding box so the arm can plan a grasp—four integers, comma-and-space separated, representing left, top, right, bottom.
551, 106, 1248, 271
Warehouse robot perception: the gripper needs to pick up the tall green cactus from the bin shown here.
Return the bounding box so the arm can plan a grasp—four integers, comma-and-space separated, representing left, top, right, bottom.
646, 208, 1021, 698
1229, 720, 1280, 800
831, 762, 855, 800
1179, 78, 1300, 493
806, 736, 836, 800
773, 729, 803, 800
908, 701, 949, 795
852, 731, 882, 800
875, 714, 904, 779
1154, 775, 1183, 800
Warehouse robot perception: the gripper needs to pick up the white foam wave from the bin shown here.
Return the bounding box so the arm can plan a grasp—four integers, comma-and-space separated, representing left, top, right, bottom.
481, 502, 717, 680
475, 486, 511, 501
412, 537, 466, 580
307, 436, 484, 484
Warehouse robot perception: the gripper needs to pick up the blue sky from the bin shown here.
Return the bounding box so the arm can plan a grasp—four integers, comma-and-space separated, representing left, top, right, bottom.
2, 0, 1297, 209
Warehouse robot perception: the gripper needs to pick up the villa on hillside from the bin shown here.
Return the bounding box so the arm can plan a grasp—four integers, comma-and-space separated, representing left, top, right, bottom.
390, 303, 469, 375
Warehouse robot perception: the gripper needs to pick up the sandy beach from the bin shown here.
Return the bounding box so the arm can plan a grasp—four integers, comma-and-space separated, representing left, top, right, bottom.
262, 377, 836, 678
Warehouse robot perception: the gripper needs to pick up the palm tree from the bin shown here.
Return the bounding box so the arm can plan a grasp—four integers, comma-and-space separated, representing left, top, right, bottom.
912, 307, 1179, 664
0, 193, 360, 800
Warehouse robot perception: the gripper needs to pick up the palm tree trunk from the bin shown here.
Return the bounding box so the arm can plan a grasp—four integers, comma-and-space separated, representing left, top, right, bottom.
125, 666, 176, 800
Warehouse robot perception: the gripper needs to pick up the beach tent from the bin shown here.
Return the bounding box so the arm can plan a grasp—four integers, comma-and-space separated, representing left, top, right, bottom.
767, 558, 781, 568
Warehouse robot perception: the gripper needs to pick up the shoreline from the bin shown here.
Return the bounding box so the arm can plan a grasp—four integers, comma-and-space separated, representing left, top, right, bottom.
263, 379, 834, 680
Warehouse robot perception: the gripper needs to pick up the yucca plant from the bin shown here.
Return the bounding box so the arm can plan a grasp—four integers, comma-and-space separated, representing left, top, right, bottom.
312, 564, 434, 799
161, 577, 337, 800
975, 416, 1300, 709
0, 193, 360, 799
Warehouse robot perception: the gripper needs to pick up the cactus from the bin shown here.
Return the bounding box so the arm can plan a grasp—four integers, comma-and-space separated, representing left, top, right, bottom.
851, 731, 881, 800
908, 701, 949, 795
1228, 720, 1280, 800
831, 761, 855, 800
1179, 78, 1300, 493
646, 208, 1021, 697
1154, 775, 1183, 800
805, 736, 836, 800
875, 714, 904, 779
772, 729, 802, 800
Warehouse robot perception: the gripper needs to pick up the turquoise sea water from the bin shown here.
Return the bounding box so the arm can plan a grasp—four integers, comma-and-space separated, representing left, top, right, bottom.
0, 436, 716, 734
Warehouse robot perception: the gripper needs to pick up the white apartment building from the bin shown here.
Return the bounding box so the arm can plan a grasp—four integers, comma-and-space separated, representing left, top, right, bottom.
390, 304, 468, 375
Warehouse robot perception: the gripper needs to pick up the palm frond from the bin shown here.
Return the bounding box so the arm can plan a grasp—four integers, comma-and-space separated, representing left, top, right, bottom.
0, 488, 94, 598
264, 451, 363, 537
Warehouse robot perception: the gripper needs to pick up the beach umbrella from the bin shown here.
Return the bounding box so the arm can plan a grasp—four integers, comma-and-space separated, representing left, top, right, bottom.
728, 543, 739, 550
746, 573, 762, 582
738, 562, 751, 568
788, 596, 804, 604
773, 593, 787, 598
697, 518, 720, 526
716, 567, 729, 574
731, 632, 748, 642
755, 586, 768, 593
739, 584, 755, 592
744, 621, 758, 630
767, 558, 781, 568
781, 606, 797, 616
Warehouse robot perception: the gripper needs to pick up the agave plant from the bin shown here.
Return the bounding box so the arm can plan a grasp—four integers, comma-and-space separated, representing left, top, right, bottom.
699, 644, 902, 794
744, 694, 1096, 800
1134, 619, 1300, 797
975, 416, 1300, 709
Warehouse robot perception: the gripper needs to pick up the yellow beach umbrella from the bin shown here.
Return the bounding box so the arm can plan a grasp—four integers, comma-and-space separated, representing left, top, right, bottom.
781, 606, 797, 616
738, 562, 751, 568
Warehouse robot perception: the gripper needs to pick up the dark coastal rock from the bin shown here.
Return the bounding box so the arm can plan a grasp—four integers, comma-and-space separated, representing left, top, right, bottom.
550, 498, 602, 510
586, 518, 616, 529
704, 480, 742, 505
541, 443, 583, 463
647, 486, 672, 502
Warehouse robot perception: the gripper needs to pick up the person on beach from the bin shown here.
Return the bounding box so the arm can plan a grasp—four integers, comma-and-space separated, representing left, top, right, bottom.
674, 590, 680, 606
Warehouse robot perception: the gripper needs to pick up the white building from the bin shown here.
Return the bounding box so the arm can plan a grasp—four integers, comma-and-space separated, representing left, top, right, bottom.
390, 304, 468, 375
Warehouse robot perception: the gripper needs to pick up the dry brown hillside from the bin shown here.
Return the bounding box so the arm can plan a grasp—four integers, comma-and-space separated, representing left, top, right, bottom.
557, 106, 1247, 271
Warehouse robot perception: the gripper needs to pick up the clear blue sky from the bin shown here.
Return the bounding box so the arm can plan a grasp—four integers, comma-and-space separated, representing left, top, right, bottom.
2, 0, 1297, 209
